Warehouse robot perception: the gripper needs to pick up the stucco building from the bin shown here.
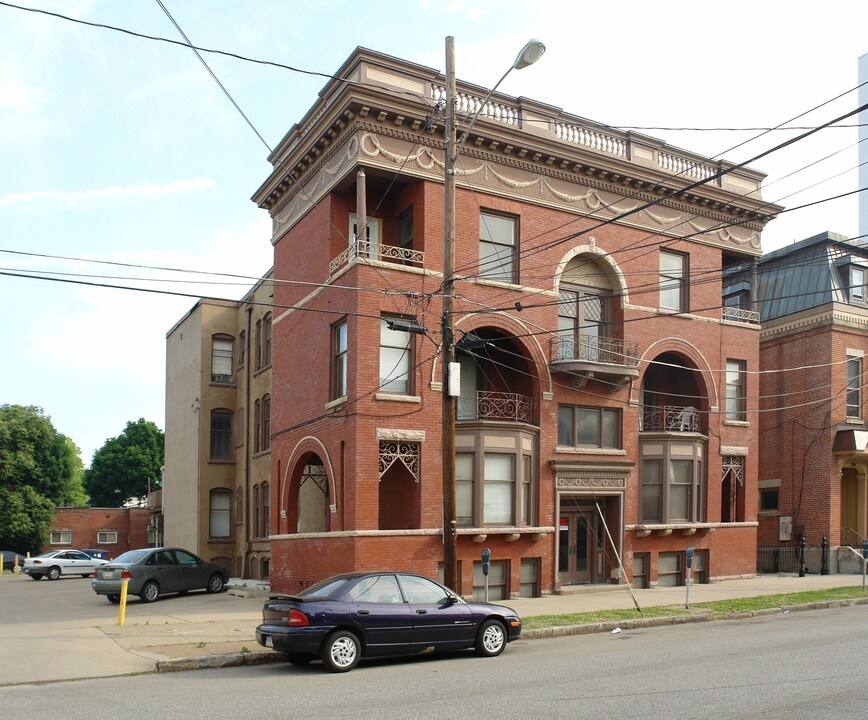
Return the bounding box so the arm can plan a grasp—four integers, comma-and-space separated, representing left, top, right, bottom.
757, 231, 868, 570
163, 274, 273, 578
246, 47, 779, 597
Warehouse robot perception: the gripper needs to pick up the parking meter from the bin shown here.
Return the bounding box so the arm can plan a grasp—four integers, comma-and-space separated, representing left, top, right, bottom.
481, 549, 491, 602
862, 541, 868, 591
685, 546, 694, 609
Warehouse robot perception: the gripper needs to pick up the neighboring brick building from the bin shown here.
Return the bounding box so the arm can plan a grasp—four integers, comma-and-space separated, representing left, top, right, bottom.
163, 274, 273, 578
757, 231, 868, 568
246, 47, 779, 597
45, 507, 150, 559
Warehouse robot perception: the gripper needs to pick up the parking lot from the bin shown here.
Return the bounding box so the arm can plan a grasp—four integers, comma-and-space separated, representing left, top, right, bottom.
0, 572, 267, 685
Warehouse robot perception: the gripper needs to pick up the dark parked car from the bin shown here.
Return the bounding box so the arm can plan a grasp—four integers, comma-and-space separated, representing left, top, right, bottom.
91, 547, 228, 603
256, 571, 522, 672
1, 550, 26, 572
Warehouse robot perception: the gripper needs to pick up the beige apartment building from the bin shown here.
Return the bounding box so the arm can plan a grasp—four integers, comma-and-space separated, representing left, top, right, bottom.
163, 273, 273, 579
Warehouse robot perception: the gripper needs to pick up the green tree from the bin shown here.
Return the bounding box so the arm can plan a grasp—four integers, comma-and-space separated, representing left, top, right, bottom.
84, 419, 164, 507
0, 404, 87, 553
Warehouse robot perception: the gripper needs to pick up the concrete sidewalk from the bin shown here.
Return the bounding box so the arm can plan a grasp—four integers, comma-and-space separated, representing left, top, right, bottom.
1, 572, 865, 686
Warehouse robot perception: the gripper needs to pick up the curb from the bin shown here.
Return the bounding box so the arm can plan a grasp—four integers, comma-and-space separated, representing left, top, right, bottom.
153, 596, 868, 673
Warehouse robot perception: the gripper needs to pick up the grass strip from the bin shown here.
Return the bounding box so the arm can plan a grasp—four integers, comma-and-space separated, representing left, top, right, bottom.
521, 585, 867, 631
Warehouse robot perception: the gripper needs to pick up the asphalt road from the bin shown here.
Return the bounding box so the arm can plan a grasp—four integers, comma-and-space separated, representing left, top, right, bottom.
3, 603, 867, 719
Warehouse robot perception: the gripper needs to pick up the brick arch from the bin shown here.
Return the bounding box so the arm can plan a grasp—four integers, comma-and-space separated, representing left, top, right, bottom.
631, 337, 719, 411
279, 436, 337, 534
554, 241, 630, 302
428, 311, 552, 395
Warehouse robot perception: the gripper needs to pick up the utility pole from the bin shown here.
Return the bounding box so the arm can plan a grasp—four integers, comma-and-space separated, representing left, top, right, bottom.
442, 35, 458, 591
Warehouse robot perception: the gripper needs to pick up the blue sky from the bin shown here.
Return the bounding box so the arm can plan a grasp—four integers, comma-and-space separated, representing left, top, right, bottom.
1, 0, 866, 465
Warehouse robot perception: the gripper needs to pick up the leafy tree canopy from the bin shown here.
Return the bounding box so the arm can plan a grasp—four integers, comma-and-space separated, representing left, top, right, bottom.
84, 418, 164, 507
0, 404, 87, 552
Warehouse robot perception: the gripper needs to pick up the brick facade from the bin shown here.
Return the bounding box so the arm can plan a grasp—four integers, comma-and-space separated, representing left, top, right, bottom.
45, 507, 150, 559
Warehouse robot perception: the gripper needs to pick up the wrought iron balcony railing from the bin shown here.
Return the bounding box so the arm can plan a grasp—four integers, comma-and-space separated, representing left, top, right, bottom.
457, 391, 533, 424
722, 306, 760, 324
640, 405, 700, 433
329, 240, 425, 275
551, 335, 639, 367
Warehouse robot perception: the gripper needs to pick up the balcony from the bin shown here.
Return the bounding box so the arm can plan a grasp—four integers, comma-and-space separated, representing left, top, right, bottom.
457, 391, 533, 424
722, 306, 759, 324
550, 335, 640, 389
640, 405, 701, 433
330, 240, 425, 275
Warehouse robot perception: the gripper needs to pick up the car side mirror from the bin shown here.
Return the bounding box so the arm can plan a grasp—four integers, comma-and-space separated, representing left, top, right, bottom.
445, 593, 459, 604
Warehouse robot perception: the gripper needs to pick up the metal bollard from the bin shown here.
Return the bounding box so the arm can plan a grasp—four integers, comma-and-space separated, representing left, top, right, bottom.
798, 535, 806, 577
118, 579, 129, 626
821, 536, 828, 575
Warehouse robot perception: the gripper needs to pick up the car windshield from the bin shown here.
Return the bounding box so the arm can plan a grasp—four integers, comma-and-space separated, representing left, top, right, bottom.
111, 549, 152, 564
297, 575, 358, 599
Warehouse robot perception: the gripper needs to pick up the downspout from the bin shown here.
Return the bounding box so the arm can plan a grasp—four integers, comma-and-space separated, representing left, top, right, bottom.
243, 305, 253, 579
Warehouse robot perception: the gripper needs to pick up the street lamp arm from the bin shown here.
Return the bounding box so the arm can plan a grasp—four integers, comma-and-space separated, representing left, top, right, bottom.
451, 39, 545, 162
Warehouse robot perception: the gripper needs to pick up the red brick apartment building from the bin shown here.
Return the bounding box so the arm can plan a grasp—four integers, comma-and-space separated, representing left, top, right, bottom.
757, 232, 868, 572
245, 46, 780, 598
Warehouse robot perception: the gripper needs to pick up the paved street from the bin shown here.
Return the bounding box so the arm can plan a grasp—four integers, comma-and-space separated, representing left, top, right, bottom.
2, 604, 868, 719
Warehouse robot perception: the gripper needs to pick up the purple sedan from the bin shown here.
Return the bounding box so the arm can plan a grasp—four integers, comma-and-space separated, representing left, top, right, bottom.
256, 571, 522, 672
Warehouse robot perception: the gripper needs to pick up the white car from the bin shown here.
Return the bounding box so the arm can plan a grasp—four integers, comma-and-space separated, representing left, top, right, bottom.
23, 550, 109, 580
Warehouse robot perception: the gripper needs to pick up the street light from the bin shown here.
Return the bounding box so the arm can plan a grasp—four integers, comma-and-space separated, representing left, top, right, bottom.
441, 36, 545, 592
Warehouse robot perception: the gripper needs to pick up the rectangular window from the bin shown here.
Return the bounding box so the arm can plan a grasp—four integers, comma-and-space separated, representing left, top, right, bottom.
210, 491, 231, 538
253, 400, 261, 454
851, 267, 866, 303
50, 531, 72, 545
659, 251, 687, 311
332, 320, 348, 400
97, 531, 118, 544
379, 318, 412, 394
253, 485, 260, 538
210, 411, 233, 460
211, 336, 234, 383
238, 330, 246, 367
472, 559, 507, 601
558, 405, 621, 448
519, 558, 539, 598
690, 549, 707, 584
483, 453, 514, 524
557, 289, 608, 361
640, 460, 663, 523
521, 455, 532, 525
641, 443, 704, 523
759, 488, 779, 512
725, 360, 746, 421
479, 212, 517, 282
632, 553, 649, 588
396, 207, 414, 254
847, 356, 862, 417
658, 552, 682, 587
456, 453, 474, 526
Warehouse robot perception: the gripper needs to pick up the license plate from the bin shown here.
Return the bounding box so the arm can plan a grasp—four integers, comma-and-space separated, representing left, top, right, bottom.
264, 636, 273, 648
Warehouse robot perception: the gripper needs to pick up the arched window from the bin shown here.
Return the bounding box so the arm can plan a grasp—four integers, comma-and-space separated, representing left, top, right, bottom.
209, 489, 232, 538
262, 394, 271, 451
211, 335, 234, 383
253, 484, 260, 537
253, 399, 261, 454
261, 481, 270, 537
263, 313, 272, 367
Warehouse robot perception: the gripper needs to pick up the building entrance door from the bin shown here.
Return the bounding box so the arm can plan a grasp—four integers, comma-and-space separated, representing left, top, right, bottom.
558, 508, 598, 585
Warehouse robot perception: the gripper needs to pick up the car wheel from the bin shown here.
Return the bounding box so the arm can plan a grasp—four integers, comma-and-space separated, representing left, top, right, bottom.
140, 581, 160, 603
47, 566, 61, 581
475, 619, 507, 657
320, 630, 360, 672
29, 574, 42, 581
284, 653, 314, 666
206, 573, 225, 594
107, 594, 121, 604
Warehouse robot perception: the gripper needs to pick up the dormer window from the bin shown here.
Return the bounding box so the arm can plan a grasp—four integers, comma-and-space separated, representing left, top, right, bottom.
851, 266, 866, 304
